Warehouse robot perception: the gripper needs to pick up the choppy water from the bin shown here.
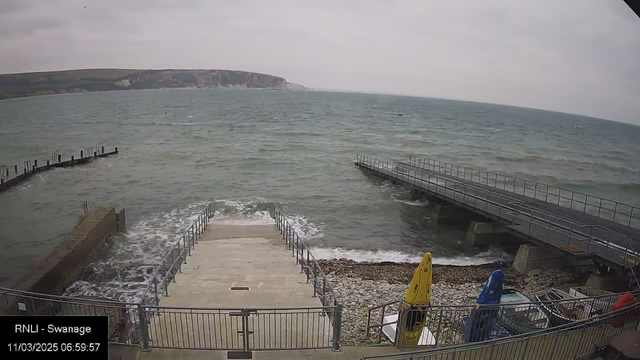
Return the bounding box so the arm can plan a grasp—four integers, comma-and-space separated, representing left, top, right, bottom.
1, 89, 639, 302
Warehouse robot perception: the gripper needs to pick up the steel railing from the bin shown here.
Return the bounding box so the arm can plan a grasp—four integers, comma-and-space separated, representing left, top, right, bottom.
400, 158, 640, 270
355, 155, 640, 270
366, 289, 640, 349
0, 287, 144, 345
273, 204, 340, 310
362, 301, 640, 360
0, 286, 342, 351
0, 201, 344, 352
140, 203, 213, 306
141, 305, 340, 351
407, 157, 640, 230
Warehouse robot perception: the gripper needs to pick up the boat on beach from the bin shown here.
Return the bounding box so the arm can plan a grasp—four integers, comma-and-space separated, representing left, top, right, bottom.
536, 287, 617, 326
535, 288, 579, 326
463, 269, 508, 342
498, 288, 549, 334
569, 286, 616, 317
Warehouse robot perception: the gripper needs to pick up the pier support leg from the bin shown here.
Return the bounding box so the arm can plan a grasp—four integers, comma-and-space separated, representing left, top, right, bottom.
432, 204, 476, 224
512, 244, 565, 274
465, 221, 519, 246
585, 272, 626, 293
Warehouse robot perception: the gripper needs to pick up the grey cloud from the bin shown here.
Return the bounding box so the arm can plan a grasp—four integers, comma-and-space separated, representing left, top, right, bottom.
0, 0, 638, 124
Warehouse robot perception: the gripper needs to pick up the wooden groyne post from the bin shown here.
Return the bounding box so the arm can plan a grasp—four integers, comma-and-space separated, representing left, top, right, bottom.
0, 146, 120, 192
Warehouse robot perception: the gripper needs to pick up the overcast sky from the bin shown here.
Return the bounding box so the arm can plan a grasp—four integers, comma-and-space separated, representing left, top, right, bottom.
1, 0, 639, 124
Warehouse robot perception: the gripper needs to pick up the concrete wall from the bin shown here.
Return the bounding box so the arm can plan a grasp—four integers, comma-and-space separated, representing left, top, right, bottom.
512, 244, 567, 274
13, 206, 118, 294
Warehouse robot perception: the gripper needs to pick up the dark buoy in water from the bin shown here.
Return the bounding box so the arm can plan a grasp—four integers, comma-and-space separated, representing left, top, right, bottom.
397, 114, 403, 117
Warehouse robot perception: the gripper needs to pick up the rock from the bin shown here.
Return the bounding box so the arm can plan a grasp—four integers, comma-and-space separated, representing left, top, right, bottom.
527, 269, 542, 277
316, 260, 587, 346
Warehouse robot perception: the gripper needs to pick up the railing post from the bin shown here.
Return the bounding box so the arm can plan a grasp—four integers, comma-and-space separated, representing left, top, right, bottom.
162, 260, 169, 296
333, 305, 342, 351
183, 235, 189, 261
296, 236, 300, 264
306, 250, 311, 283
396, 308, 407, 350
138, 305, 150, 351
322, 276, 326, 303
153, 278, 159, 305
170, 250, 180, 283
434, 307, 443, 347
313, 263, 318, 297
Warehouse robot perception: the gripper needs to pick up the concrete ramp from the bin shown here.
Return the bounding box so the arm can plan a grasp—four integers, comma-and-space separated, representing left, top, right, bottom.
146, 218, 334, 350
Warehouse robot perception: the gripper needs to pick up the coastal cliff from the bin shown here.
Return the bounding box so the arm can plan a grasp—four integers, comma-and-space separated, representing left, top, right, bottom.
0, 69, 306, 100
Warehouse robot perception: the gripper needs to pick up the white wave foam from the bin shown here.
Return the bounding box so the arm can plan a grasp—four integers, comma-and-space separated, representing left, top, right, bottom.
210, 197, 275, 225
394, 198, 429, 207
154, 122, 208, 126
63, 201, 210, 303
311, 247, 512, 266
286, 214, 325, 242
213, 211, 274, 225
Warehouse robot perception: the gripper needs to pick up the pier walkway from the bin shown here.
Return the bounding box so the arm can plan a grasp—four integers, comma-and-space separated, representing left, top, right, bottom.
355, 155, 640, 271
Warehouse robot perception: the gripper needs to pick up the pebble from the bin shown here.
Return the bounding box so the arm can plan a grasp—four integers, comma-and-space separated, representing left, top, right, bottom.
321, 260, 587, 346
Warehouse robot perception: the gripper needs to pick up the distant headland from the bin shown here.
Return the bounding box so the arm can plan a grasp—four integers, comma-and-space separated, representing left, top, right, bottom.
0, 68, 307, 100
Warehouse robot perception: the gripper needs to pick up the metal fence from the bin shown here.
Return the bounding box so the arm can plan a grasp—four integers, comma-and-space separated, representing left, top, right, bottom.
355, 155, 640, 270
140, 203, 213, 306
141, 305, 340, 351
366, 290, 639, 350
274, 204, 340, 309
362, 302, 640, 360
0, 287, 341, 351
407, 157, 640, 230
0, 287, 144, 346
0, 202, 344, 352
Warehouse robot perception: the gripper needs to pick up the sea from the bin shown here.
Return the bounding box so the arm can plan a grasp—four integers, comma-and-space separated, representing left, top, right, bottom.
1, 89, 639, 302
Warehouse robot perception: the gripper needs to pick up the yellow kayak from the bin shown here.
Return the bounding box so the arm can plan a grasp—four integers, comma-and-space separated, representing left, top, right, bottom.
400, 252, 432, 346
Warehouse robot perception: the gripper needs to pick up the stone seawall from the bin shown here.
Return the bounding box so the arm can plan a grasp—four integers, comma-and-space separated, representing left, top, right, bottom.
13, 206, 118, 295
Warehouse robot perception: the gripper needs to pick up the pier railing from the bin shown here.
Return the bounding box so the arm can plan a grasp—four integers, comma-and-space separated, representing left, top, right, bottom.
273, 204, 341, 310
366, 289, 638, 350
407, 157, 640, 230
140, 203, 213, 306
363, 301, 640, 360
355, 155, 640, 270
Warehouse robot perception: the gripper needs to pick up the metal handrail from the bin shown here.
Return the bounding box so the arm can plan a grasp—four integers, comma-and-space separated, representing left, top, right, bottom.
365, 289, 640, 337
400, 158, 640, 271
400, 160, 640, 265
363, 301, 640, 359
0, 286, 140, 306
400, 160, 637, 242
140, 203, 213, 306
409, 156, 640, 229
355, 155, 639, 269
273, 204, 340, 308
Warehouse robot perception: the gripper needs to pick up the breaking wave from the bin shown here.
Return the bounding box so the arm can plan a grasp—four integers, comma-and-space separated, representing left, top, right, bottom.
311, 247, 513, 266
